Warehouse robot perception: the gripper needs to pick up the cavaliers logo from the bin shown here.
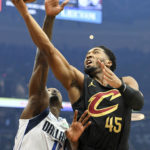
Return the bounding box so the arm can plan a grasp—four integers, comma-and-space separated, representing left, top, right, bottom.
88, 89, 121, 117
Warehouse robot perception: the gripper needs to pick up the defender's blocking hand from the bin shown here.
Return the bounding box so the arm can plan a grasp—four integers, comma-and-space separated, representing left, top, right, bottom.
45, 0, 69, 16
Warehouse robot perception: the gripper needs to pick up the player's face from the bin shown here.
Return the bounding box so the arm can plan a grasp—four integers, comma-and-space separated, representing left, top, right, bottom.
84, 47, 109, 70
47, 88, 63, 108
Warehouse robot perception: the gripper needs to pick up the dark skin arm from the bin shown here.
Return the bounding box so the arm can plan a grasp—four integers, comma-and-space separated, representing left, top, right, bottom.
12, 0, 84, 106
20, 15, 55, 119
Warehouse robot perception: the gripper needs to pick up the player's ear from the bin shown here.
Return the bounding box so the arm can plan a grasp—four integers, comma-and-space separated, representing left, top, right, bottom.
105, 60, 112, 68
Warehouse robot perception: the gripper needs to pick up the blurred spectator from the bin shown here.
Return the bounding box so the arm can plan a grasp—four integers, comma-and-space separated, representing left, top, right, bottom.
0, 78, 5, 97
15, 82, 26, 98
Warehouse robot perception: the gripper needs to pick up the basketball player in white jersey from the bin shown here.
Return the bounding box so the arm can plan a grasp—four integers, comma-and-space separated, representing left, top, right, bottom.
13, 1, 91, 149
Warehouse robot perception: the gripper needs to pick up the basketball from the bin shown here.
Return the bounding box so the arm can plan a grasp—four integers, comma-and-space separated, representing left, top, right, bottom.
23, 0, 36, 3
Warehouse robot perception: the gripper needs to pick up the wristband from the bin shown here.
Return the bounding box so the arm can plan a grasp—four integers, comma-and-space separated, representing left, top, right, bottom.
117, 79, 126, 93
117, 79, 144, 110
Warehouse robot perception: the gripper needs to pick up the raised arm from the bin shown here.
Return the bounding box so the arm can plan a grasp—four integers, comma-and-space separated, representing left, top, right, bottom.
12, 0, 84, 104
28, 15, 55, 97
20, 15, 56, 119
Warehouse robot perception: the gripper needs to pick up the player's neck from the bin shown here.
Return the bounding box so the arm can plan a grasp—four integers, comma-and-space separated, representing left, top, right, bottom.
50, 107, 60, 119
94, 73, 107, 87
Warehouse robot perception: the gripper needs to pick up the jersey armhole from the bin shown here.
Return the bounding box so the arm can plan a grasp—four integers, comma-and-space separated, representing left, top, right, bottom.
24, 108, 49, 135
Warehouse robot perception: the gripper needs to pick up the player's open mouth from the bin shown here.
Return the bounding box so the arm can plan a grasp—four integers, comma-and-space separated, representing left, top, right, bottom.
86, 60, 92, 66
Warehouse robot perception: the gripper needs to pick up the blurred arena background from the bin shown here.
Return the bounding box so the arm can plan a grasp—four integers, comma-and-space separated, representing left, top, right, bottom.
0, 0, 150, 149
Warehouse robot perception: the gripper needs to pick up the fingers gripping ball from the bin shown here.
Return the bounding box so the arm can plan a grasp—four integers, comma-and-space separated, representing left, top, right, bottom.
23, 0, 36, 3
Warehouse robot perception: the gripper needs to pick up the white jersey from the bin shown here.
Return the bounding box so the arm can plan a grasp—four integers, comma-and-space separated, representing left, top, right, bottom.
13, 108, 69, 150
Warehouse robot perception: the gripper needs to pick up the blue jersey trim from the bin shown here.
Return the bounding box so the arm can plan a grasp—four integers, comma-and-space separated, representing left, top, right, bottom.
24, 108, 49, 135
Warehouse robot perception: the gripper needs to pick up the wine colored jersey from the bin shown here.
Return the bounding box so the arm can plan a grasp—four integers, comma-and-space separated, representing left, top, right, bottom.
72, 76, 132, 150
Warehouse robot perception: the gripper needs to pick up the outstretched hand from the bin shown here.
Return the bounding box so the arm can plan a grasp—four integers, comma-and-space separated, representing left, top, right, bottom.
12, 0, 28, 16
98, 59, 122, 88
45, 0, 69, 16
65, 110, 91, 143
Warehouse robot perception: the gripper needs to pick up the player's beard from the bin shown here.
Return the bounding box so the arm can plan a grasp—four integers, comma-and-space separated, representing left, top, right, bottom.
84, 66, 98, 78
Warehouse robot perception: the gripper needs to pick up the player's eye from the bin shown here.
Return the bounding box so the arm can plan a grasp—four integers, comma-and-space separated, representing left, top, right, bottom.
94, 51, 99, 54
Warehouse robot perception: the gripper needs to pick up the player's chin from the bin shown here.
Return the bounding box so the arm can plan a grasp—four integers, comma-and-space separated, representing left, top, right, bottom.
23, 0, 36, 3
84, 66, 97, 76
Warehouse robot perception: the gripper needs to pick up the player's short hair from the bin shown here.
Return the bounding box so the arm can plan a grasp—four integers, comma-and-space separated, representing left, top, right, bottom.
98, 45, 116, 71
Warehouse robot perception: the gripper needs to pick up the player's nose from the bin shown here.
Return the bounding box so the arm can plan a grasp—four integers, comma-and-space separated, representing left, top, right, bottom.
52, 89, 57, 95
